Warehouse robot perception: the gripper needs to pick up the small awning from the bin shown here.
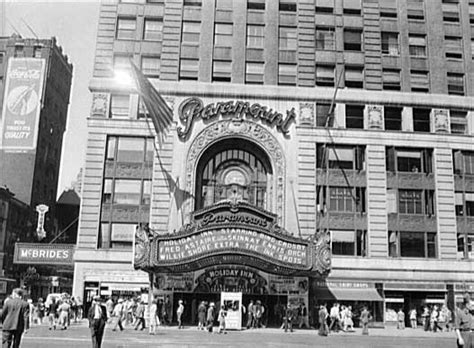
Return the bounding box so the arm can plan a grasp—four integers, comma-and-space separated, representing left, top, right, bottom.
315, 287, 384, 302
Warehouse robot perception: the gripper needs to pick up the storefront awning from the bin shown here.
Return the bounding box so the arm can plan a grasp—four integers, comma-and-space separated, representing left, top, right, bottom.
315, 287, 384, 302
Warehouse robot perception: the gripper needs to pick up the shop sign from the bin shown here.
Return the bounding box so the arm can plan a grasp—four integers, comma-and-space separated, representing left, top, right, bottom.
177, 97, 296, 139
315, 281, 373, 289
13, 243, 74, 265
0, 58, 46, 151
454, 283, 474, 292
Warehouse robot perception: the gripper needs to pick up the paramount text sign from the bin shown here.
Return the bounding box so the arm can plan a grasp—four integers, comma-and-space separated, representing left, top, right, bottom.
14, 243, 74, 265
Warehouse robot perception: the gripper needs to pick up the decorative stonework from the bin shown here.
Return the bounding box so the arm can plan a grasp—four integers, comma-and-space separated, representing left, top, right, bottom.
366, 105, 384, 130
91, 93, 109, 118
311, 229, 331, 275
185, 120, 286, 223
433, 109, 449, 133
299, 102, 315, 126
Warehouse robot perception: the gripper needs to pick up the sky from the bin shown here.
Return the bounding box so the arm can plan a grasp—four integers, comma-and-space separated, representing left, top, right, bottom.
2, 0, 100, 195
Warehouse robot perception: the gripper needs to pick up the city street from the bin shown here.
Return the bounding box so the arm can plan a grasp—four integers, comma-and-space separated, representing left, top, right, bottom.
20, 321, 456, 348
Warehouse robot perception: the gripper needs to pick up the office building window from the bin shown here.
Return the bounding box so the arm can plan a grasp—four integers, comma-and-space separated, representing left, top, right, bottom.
247, 25, 264, 48
214, 23, 233, 47
316, 103, 332, 127
386, 147, 433, 173
315, 65, 334, 87
316, 27, 335, 50
278, 63, 297, 85
384, 107, 402, 131
457, 233, 474, 259
411, 70, 429, 93
389, 231, 436, 258
456, 192, 474, 217
116, 17, 136, 40
445, 36, 463, 59
34, 47, 42, 58
109, 95, 130, 119
413, 107, 431, 132
216, 0, 232, 10
113, 54, 132, 74
408, 34, 426, 56
316, 0, 334, 13
179, 58, 199, 80
279, 0, 297, 12
0, 52, 4, 64
407, 0, 425, 21
184, 0, 201, 6
450, 110, 467, 134
248, 0, 265, 10
141, 56, 160, 77
442, 1, 460, 22
343, 0, 361, 16
279, 27, 297, 50
317, 144, 365, 170
345, 66, 364, 88
331, 229, 367, 257
327, 186, 365, 213
345, 104, 364, 129
399, 190, 422, 214
454, 151, 474, 175
212, 60, 232, 82
245, 62, 264, 84
471, 39, 474, 58
143, 19, 163, 41
447, 73, 464, 96
382, 69, 401, 90
470, 3, 474, 24
380, 0, 397, 18
182, 21, 201, 44
343, 29, 362, 51
381, 32, 399, 55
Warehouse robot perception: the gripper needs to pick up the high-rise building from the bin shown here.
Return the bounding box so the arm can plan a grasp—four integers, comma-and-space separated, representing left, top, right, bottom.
74, 0, 473, 326
0, 35, 73, 236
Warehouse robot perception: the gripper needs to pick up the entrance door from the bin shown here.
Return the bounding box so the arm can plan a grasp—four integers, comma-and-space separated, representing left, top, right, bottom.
83, 282, 99, 316
175, 292, 220, 325
242, 294, 288, 328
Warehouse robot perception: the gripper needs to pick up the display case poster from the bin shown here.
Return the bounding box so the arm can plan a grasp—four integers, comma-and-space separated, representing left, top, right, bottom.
220, 292, 242, 330
267, 275, 309, 295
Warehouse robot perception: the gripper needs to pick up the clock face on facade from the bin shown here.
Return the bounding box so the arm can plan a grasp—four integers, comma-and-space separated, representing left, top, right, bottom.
223, 168, 247, 186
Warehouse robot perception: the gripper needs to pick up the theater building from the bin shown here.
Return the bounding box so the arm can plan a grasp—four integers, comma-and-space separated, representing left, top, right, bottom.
74, 0, 474, 326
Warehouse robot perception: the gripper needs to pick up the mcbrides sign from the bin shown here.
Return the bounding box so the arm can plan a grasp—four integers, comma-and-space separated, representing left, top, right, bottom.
0, 58, 46, 151
177, 97, 296, 139
13, 243, 74, 265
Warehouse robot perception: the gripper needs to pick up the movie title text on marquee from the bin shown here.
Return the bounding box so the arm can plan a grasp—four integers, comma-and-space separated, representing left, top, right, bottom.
14, 243, 74, 265
177, 97, 296, 139
158, 228, 308, 267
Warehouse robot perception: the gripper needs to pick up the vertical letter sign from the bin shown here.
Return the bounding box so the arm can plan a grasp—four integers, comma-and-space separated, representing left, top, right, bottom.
0, 58, 46, 151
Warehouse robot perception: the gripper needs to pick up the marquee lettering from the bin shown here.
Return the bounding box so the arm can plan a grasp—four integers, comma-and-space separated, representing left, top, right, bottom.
177, 97, 296, 139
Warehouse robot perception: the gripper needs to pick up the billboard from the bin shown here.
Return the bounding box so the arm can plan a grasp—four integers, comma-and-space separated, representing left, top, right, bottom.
13, 243, 74, 265
0, 58, 46, 151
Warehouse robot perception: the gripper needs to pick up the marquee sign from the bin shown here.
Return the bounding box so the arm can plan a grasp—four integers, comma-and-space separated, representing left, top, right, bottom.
177, 97, 296, 139
134, 202, 330, 276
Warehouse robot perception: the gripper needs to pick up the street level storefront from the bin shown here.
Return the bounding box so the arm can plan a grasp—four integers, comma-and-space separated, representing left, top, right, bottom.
134, 202, 331, 326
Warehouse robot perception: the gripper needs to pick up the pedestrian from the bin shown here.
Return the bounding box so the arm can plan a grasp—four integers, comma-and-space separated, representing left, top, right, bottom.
88, 295, 107, 348
125, 298, 134, 325
360, 306, 372, 335
207, 302, 216, 333
298, 302, 310, 329
344, 305, 355, 332
197, 301, 206, 330
58, 299, 71, 330
422, 306, 430, 331
254, 300, 263, 328
1, 288, 30, 348
134, 300, 146, 330
218, 304, 227, 334
70, 297, 78, 323
284, 304, 294, 333
149, 299, 159, 335
431, 305, 440, 332
445, 306, 452, 332
439, 305, 447, 332
318, 304, 329, 336
37, 298, 45, 325
246, 300, 254, 329
47, 297, 59, 330
105, 297, 114, 323
177, 300, 184, 329
112, 298, 125, 332
455, 293, 474, 348
397, 308, 405, 330
329, 303, 340, 332
409, 308, 417, 329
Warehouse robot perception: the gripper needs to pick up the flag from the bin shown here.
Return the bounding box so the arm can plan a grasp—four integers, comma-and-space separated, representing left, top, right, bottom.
130, 61, 173, 147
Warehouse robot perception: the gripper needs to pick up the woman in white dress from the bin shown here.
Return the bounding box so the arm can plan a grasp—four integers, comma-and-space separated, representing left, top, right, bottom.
149, 299, 159, 335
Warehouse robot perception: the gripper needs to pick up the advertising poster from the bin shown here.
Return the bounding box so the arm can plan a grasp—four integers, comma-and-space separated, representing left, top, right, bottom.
220, 292, 242, 330
0, 58, 46, 151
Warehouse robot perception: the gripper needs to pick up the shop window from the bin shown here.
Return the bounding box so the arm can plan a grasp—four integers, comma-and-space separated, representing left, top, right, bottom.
382, 69, 401, 91
247, 25, 264, 48
316, 27, 335, 50
413, 108, 431, 132
316, 65, 335, 87
407, 0, 425, 21
182, 21, 201, 44
143, 19, 163, 41
345, 66, 363, 89
381, 32, 399, 56
109, 95, 130, 119
450, 110, 467, 134
447, 73, 465, 96
279, 27, 297, 51
278, 63, 297, 86
331, 229, 367, 256
245, 62, 264, 84
442, 1, 460, 23
445, 36, 463, 59
247, 0, 265, 10
179, 58, 199, 80
386, 147, 433, 173
343, 29, 362, 51
141, 56, 160, 78
316, 102, 332, 127
316, 0, 333, 13
214, 23, 233, 47
384, 107, 402, 131
408, 35, 426, 57
116, 17, 136, 40
318, 144, 365, 170
389, 231, 437, 258
345, 104, 364, 129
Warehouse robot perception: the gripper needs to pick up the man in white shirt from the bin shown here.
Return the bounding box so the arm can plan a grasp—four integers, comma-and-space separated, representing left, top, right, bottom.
87, 296, 107, 348
329, 303, 341, 332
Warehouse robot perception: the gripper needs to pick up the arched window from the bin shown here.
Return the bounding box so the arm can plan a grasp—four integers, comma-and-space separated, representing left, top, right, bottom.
195, 139, 272, 210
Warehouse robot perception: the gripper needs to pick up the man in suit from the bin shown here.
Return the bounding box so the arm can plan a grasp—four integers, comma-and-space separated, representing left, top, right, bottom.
88, 295, 107, 348
1, 288, 30, 348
